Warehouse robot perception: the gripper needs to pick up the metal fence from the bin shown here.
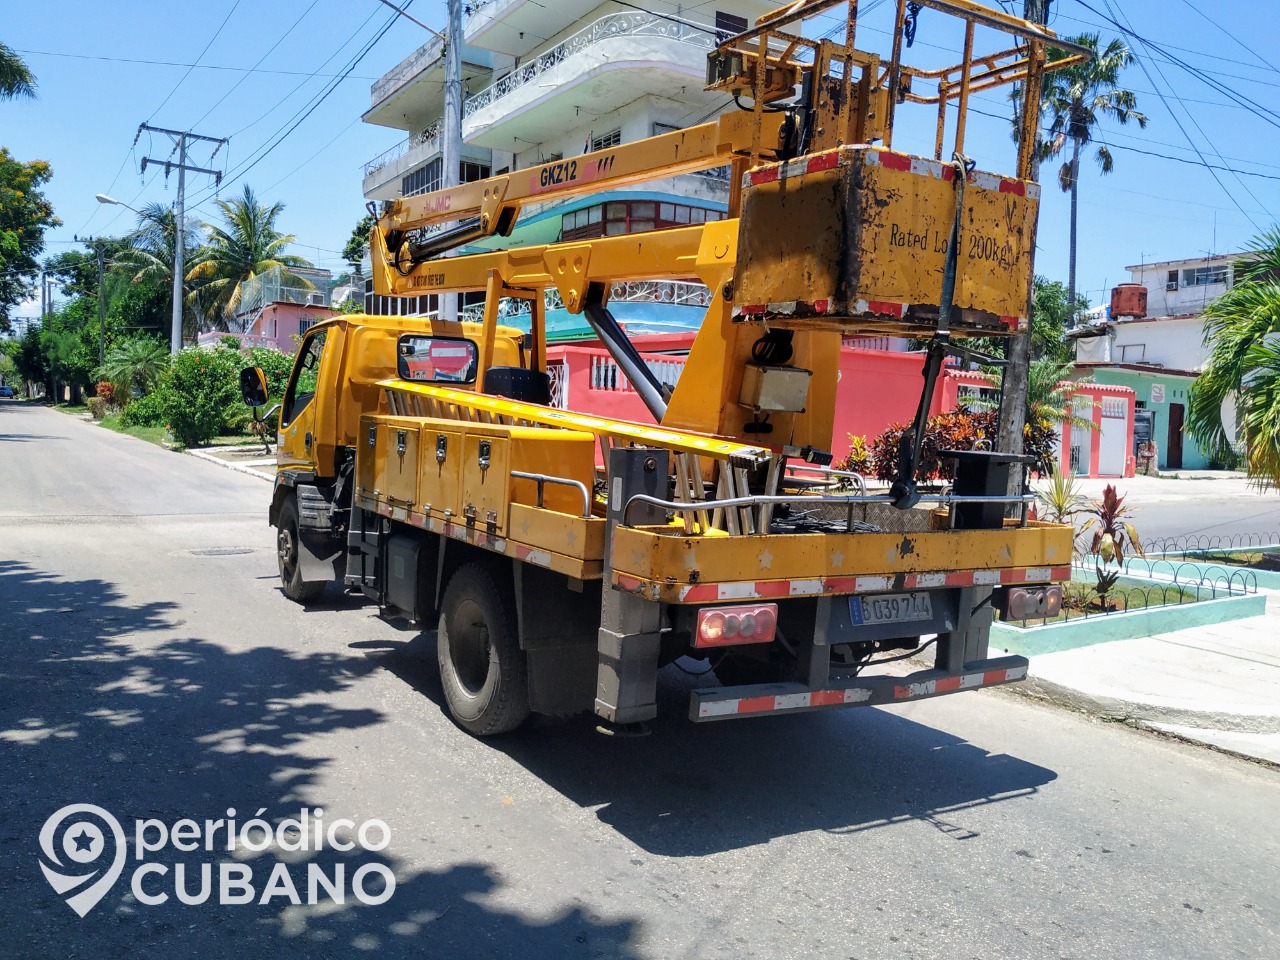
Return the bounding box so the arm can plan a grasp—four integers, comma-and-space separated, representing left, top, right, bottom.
1005, 556, 1259, 628
1142, 532, 1280, 554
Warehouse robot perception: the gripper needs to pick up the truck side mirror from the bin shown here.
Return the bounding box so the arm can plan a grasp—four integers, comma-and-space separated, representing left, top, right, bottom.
240, 366, 269, 408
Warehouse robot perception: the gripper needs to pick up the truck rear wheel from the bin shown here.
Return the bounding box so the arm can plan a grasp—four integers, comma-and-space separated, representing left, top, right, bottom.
437, 563, 530, 736
277, 498, 326, 604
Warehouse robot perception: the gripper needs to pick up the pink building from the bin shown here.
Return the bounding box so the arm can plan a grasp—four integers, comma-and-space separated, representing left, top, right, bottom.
197, 301, 338, 355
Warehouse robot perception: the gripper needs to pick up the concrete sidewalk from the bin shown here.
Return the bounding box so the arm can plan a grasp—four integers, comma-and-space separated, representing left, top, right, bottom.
186, 445, 1279, 764
998, 589, 1280, 765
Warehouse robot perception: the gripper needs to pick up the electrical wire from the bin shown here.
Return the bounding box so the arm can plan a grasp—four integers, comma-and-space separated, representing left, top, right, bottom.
148, 0, 245, 122
13, 47, 380, 80
185, 4, 409, 209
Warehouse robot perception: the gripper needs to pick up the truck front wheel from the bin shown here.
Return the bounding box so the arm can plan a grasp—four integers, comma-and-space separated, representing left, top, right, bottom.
277, 498, 326, 604
437, 563, 530, 736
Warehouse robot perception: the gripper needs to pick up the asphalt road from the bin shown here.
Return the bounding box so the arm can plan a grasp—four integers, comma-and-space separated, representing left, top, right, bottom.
2, 399, 1278, 960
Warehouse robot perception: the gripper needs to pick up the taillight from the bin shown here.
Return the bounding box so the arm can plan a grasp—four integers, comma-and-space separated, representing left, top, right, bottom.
1002, 585, 1063, 620
694, 603, 778, 648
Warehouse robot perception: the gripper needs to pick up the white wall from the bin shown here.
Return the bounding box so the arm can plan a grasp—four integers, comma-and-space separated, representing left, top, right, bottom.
1109, 315, 1210, 372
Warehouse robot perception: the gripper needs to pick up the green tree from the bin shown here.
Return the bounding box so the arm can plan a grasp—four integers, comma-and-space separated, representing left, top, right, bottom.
1188, 230, 1280, 487
0, 148, 59, 331
10, 323, 47, 390
96, 335, 169, 397
342, 214, 375, 271
920, 276, 1084, 362
185, 185, 312, 324
978, 357, 1098, 432
1038, 34, 1146, 316
0, 42, 36, 100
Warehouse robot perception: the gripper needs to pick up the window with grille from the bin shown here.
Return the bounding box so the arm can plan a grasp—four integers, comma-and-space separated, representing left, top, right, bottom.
590, 130, 622, 152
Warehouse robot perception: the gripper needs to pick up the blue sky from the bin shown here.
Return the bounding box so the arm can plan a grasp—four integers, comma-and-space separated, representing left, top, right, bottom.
6, 1, 1280, 319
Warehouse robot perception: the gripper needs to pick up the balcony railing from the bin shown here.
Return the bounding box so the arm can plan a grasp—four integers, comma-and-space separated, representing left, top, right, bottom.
371, 35, 445, 108
463, 12, 715, 119
363, 121, 443, 178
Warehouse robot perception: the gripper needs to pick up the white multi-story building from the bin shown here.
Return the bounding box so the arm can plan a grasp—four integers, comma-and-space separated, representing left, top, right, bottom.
359, 1, 773, 331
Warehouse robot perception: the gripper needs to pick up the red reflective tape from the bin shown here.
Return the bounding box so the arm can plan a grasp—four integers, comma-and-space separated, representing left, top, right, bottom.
614, 574, 644, 592
947, 571, 976, 587
935, 676, 963, 693
877, 151, 913, 172
940, 164, 956, 181
738, 696, 776, 714
754, 579, 790, 599
865, 299, 906, 317
812, 299, 831, 314
682, 583, 719, 602
739, 303, 767, 315
811, 690, 846, 707
824, 576, 859, 594
749, 167, 779, 186
892, 685, 913, 700
805, 150, 842, 174
999, 178, 1026, 196
983, 670, 1006, 686
999, 315, 1022, 328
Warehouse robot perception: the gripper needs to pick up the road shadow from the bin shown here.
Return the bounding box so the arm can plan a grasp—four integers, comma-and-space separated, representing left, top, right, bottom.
364, 631, 1059, 858
0, 560, 641, 960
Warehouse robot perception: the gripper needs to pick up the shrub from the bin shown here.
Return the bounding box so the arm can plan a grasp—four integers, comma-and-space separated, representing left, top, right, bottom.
161, 348, 241, 447
242, 346, 294, 404
95, 381, 118, 404
871, 409, 1000, 483
836, 435, 875, 475
120, 389, 167, 427
87, 396, 110, 420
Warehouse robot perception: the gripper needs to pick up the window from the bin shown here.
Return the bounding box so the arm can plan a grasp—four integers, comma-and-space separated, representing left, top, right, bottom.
459, 160, 491, 183
1166, 269, 1178, 291
402, 157, 442, 198
1182, 264, 1228, 286
297, 318, 318, 334
715, 11, 748, 43
591, 130, 622, 152
281, 330, 327, 428
561, 201, 725, 241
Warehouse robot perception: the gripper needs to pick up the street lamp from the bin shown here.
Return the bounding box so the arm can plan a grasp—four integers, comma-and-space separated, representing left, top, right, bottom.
97, 193, 184, 355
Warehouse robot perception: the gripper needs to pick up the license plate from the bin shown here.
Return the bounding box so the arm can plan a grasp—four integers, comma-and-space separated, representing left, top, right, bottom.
850, 592, 934, 626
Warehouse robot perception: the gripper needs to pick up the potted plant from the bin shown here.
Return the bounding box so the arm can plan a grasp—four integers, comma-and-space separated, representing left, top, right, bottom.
1081, 484, 1144, 612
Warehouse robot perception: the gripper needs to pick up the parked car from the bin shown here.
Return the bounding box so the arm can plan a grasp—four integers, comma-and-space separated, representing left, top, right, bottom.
0, 385, 16, 398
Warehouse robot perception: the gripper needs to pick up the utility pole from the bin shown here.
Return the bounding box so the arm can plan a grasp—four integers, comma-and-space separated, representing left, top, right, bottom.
997, 0, 1051, 494
138, 124, 226, 354
439, 0, 464, 323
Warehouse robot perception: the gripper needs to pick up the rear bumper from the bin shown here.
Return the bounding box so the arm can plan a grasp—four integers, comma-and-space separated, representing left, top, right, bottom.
690, 655, 1028, 721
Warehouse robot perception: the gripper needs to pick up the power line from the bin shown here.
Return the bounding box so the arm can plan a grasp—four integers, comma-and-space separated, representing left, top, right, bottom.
186, 4, 409, 209
148, 0, 245, 122
14, 47, 381, 80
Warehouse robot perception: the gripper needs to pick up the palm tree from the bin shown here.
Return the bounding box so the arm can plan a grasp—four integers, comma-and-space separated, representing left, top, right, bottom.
113, 203, 204, 339
1038, 34, 1146, 319
1188, 230, 1280, 487
185, 185, 313, 325
0, 42, 36, 100
979, 357, 1099, 432
96, 336, 169, 397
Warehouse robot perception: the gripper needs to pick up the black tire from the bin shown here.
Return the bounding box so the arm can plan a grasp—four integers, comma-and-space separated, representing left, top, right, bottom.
277, 498, 326, 604
437, 563, 529, 736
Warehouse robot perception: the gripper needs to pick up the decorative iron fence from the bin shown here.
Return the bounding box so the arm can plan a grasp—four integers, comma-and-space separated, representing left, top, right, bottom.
363, 121, 443, 178
1142, 532, 1280, 554
464, 12, 715, 118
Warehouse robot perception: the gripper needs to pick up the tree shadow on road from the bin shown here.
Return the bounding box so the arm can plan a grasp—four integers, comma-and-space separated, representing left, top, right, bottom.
361, 631, 1060, 859
0, 559, 641, 960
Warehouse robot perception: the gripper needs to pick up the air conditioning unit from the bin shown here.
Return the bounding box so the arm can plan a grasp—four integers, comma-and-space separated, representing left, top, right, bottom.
307, 293, 327, 306
1165, 281, 1178, 291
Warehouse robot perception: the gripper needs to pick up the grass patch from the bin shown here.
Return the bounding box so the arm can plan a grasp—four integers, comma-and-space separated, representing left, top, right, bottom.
100, 414, 171, 447
48, 402, 89, 415
1183, 549, 1279, 571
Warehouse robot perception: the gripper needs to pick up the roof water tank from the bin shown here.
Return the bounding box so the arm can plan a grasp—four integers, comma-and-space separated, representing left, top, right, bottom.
1110, 283, 1147, 320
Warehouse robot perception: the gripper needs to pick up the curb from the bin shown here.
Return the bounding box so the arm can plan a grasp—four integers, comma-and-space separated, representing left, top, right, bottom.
186, 448, 274, 482
1012, 673, 1280, 734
